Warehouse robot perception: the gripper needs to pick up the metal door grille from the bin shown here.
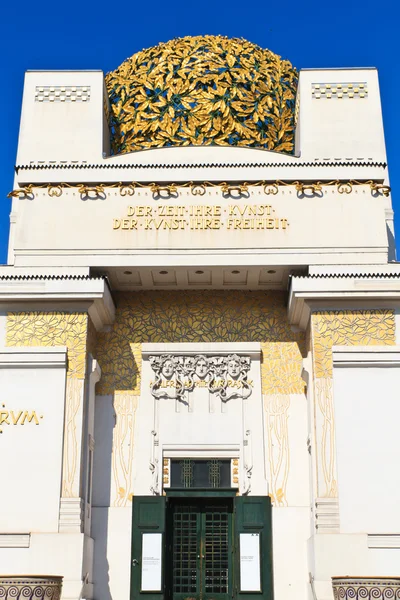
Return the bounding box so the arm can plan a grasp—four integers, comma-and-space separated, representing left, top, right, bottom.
204, 506, 229, 594
173, 504, 198, 594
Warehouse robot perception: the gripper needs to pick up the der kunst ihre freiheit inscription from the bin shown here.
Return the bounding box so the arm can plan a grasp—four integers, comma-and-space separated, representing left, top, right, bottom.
113, 203, 289, 231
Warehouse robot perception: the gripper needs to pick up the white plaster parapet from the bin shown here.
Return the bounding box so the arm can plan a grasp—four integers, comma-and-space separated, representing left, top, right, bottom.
288, 273, 400, 329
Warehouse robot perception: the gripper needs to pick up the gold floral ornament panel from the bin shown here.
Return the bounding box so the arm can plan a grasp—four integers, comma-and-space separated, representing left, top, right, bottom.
95, 291, 305, 396
6, 312, 88, 378
312, 309, 395, 378
106, 35, 298, 155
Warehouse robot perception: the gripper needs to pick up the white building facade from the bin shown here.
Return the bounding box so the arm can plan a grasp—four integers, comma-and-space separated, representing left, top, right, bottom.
1, 35, 399, 600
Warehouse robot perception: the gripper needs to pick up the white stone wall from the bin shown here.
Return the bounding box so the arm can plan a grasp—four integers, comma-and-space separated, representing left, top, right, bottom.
0, 347, 67, 532
333, 347, 400, 535
298, 69, 386, 162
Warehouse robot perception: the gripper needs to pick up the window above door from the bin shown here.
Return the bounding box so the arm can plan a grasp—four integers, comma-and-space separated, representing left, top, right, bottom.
164, 457, 239, 490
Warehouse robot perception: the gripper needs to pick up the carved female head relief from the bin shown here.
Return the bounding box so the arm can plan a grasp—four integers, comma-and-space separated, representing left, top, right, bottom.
161, 358, 175, 380
227, 354, 242, 379
193, 355, 209, 379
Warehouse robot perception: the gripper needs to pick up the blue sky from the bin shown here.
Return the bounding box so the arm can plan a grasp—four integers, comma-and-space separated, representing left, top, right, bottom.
0, 0, 398, 265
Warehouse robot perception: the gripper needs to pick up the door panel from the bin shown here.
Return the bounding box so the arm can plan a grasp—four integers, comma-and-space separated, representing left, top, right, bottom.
172, 503, 200, 596
170, 499, 233, 600
131, 496, 166, 600
234, 496, 273, 600
204, 507, 230, 595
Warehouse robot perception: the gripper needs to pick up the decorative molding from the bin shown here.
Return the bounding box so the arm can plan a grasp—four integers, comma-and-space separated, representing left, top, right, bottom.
312, 82, 368, 99
243, 429, 253, 495
35, 85, 90, 102
293, 272, 400, 280
0, 273, 101, 281
15, 160, 388, 171
143, 342, 261, 358
315, 498, 340, 533
0, 577, 62, 600
0, 533, 30, 548
332, 577, 400, 600
0, 346, 67, 368
163, 457, 171, 488
332, 346, 400, 368
59, 497, 84, 532
150, 429, 159, 495
368, 535, 400, 549
231, 458, 239, 488
8, 179, 391, 199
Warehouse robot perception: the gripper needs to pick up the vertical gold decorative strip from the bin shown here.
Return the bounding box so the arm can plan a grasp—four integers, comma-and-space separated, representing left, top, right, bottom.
264, 394, 290, 506
62, 378, 84, 497
314, 377, 336, 497
112, 392, 138, 506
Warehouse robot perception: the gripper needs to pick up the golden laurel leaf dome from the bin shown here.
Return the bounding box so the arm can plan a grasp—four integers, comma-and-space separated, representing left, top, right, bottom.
106, 35, 298, 155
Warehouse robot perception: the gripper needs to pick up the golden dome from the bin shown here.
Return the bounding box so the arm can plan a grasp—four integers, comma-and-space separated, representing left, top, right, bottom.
106, 35, 298, 155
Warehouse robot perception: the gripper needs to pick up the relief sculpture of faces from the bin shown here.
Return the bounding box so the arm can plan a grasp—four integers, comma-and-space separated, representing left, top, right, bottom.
150, 353, 252, 402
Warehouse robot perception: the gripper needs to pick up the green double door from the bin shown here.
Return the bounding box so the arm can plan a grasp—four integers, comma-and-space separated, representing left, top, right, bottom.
168, 499, 232, 600
131, 495, 273, 600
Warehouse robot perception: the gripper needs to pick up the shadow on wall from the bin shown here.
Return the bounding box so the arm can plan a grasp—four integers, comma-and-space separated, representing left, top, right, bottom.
91, 393, 114, 600
387, 222, 397, 262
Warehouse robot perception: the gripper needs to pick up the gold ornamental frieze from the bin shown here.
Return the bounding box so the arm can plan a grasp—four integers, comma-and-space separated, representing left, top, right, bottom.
7, 179, 391, 200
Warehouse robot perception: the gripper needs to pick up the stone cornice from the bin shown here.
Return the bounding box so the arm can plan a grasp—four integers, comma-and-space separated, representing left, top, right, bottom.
0, 273, 115, 330
332, 346, 400, 367
15, 160, 386, 171
0, 346, 68, 368
288, 273, 400, 329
